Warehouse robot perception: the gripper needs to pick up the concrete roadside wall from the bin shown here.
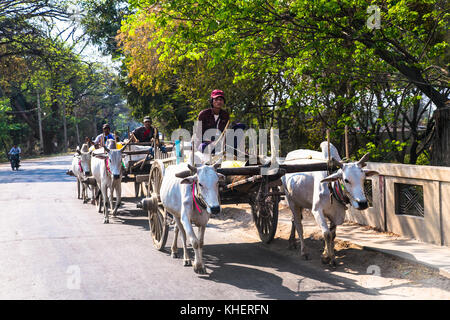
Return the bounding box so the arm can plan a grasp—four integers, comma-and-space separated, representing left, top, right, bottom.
346, 162, 450, 246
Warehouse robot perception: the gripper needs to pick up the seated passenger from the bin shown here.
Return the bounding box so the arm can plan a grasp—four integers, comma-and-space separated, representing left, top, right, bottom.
197, 89, 246, 154
94, 124, 115, 149
131, 116, 166, 156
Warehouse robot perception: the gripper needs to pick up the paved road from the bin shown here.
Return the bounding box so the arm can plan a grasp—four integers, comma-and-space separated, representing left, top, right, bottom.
0, 155, 441, 300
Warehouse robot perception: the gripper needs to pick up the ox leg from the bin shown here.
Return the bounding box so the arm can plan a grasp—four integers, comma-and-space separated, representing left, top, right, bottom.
171, 224, 179, 259
288, 219, 297, 250
109, 186, 115, 217
328, 221, 337, 266
322, 230, 336, 267
102, 184, 109, 224
82, 183, 87, 203
180, 212, 205, 274
286, 197, 297, 250
330, 221, 337, 242
77, 178, 81, 199
311, 208, 334, 266
198, 225, 207, 272
174, 216, 191, 266
286, 198, 308, 259
292, 208, 308, 260
94, 185, 99, 206
97, 189, 102, 213
112, 182, 121, 216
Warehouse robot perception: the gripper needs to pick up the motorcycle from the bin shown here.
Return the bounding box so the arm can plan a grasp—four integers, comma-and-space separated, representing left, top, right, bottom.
9, 154, 20, 171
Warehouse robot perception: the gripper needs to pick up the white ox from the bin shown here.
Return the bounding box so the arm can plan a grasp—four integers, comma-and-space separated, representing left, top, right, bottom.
91, 139, 124, 223
71, 144, 92, 203
281, 142, 378, 267
160, 163, 224, 274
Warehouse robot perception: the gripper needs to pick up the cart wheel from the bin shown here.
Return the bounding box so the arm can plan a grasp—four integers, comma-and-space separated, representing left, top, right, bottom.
251, 186, 280, 244
148, 162, 169, 250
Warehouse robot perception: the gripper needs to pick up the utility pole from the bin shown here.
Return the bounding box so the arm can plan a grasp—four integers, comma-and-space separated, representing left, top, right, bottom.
36, 90, 44, 154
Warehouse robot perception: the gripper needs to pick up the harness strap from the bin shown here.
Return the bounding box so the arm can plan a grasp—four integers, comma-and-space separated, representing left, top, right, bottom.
192, 183, 202, 214
330, 180, 350, 206
105, 158, 112, 175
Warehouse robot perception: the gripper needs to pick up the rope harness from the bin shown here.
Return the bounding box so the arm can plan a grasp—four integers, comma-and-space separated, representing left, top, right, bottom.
330, 180, 350, 206
105, 158, 112, 175
192, 182, 207, 214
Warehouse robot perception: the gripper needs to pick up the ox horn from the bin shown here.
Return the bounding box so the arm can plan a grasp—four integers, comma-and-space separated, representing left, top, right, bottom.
104, 146, 110, 153
331, 157, 343, 169
357, 153, 370, 167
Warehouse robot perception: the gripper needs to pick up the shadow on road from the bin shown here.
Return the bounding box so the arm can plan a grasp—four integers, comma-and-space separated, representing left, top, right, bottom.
198, 241, 379, 299
113, 197, 150, 231
0, 168, 74, 184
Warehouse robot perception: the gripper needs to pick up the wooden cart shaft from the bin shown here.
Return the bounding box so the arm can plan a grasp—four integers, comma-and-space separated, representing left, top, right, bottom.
216, 161, 336, 176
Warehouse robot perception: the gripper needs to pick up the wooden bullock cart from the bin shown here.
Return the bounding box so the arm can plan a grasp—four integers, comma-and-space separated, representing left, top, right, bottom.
137, 131, 338, 251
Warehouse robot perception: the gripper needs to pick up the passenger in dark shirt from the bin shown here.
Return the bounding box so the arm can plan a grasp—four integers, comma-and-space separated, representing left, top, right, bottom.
196, 89, 247, 155
131, 117, 166, 155
131, 117, 155, 142
197, 89, 230, 152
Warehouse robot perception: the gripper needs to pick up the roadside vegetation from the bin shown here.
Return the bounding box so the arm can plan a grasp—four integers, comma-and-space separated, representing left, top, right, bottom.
1, 0, 448, 165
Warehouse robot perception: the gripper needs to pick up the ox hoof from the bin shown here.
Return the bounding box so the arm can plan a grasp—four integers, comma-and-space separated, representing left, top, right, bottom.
321, 255, 331, 265
301, 253, 309, 260
183, 259, 192, 267
171, 252, 179, 259
103, 218, 109, 224
194, 265, 207, 275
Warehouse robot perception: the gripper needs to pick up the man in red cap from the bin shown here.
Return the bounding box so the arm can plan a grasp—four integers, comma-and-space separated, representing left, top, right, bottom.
197, 89, 230, 152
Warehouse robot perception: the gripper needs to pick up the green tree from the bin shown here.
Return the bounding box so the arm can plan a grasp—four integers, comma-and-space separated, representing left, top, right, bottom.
129, 0, 448, 164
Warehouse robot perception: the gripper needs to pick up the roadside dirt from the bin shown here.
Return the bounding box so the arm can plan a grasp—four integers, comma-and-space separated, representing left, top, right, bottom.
210, 203, 450, 300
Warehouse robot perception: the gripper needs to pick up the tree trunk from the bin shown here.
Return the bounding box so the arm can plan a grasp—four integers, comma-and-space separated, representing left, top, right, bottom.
431, 107, 450, 166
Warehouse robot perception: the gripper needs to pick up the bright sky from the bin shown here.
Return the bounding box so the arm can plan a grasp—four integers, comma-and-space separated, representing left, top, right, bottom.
55, 4, 121, 72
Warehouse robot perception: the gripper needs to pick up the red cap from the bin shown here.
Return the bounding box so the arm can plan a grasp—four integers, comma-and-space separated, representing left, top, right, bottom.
210, 89, 225, 100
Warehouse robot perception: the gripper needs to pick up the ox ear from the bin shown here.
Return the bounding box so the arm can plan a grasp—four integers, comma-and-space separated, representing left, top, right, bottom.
217, 173, 226, 182
363, 169, 379, 177
76, 149, 81, 155
180, 175, 198, 184
175, 170, 192, 179
320, 171, 342, 183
